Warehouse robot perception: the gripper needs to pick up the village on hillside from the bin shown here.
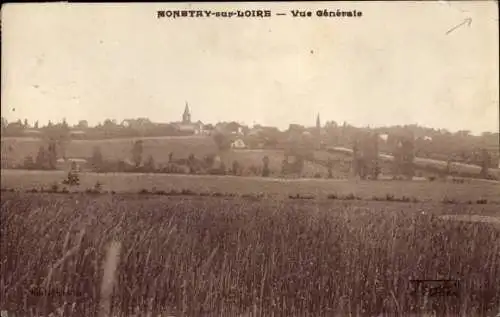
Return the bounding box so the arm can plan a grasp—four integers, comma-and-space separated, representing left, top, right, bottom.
1, 102, 499, 182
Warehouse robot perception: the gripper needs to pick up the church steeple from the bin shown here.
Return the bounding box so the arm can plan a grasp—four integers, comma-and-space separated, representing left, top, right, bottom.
182, 102, 191, 123
316, 113, 322, 150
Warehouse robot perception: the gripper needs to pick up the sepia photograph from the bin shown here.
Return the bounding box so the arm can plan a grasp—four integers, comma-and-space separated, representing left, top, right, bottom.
1, 1, 499, 316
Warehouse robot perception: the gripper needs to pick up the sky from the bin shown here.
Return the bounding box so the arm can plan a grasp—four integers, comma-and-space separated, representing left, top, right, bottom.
1, 1, 499, 134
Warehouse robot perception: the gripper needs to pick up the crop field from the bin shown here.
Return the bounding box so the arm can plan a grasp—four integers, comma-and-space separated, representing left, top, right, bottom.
1, 192, 499, 317
2, 169, 500, 204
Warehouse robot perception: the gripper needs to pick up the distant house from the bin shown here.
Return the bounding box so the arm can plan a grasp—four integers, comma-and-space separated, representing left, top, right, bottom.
214, 122, 243, 135
379, 133, 389, 142
212, 155, 223, 169
70, 130, 86, 139
231, 138, 246, 149
56, 158, 88, 171
248, 127, 264, 137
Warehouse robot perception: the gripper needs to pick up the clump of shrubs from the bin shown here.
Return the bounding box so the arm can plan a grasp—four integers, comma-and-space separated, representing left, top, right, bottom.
442, 197, 458, 204
85, 181, 103, 194
371, 194, 418, 202
181, 189, 197, 196
288, 193, 315, 200
49, 183, 59, 193
327, 193, 338, 200
341, 193, 361, 200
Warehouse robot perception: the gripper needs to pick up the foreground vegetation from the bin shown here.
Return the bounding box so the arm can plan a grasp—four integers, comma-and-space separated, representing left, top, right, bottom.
1, 192, 499, 316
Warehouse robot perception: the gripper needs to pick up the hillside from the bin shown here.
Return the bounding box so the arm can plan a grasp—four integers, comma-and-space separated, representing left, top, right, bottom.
2, 136, 498, 179
1, 137, 332, 177
1, 136, 218, 167
220, 149, 331, 178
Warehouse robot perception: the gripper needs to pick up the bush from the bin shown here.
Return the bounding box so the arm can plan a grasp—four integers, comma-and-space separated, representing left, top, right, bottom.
342, 193, 359, 200
289, 194, 315, 200
94, 181, 103, 192
50, 183, 59, 193
442, 197, 457, 204
62, 170, 80, 186
138, 188, 150, 195
181, 189, 197, 196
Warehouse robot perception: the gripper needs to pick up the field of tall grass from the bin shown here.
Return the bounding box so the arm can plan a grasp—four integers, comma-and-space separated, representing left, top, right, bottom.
1, 192, 499, 316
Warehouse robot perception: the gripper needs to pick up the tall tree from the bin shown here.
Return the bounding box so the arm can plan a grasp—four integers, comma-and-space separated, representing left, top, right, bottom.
213, 132, 230, 152
393, 137, 415, 179
262, 155, 270, 177
480, 149, 491, 179
35, 146, 47, 169
132, 140, 143, 167
47, 140, 57, 169
91, 146, 104, 171
77, 120, 89, 129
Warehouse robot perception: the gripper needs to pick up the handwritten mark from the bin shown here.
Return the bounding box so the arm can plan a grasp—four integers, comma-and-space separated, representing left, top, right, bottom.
446, 17, 472, 35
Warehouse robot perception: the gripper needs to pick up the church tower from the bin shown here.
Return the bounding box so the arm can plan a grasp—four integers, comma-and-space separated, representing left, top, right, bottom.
182, 102, 191, 123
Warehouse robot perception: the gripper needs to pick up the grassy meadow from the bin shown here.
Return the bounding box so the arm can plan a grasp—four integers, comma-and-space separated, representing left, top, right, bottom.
1, 169, 500, 204
1, 192, 499, 317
